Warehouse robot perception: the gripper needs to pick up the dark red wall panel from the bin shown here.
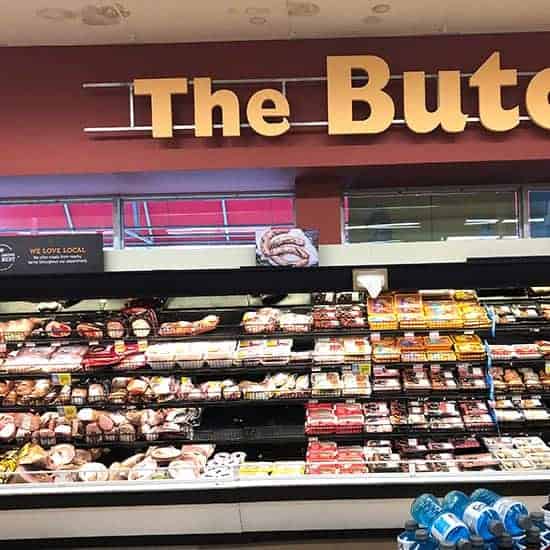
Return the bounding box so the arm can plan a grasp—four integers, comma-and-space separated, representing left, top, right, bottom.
2, 33, 550, 176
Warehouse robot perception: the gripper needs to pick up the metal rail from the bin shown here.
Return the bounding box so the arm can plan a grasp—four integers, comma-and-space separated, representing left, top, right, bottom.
82, 72, 536, 135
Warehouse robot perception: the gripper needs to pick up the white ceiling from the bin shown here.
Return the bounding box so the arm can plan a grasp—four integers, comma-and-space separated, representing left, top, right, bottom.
2, 0, 550, 46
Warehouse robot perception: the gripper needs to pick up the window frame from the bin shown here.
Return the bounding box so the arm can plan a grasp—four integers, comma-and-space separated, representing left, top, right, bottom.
0, 193, 296, 250
343, 185, 523, 244
0, 196, 116, 247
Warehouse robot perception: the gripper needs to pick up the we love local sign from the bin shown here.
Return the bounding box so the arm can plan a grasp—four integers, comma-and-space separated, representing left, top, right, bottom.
131, 52, 550, 138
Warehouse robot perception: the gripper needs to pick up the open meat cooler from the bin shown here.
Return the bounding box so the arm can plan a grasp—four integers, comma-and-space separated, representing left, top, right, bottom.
0, 257, 549, 547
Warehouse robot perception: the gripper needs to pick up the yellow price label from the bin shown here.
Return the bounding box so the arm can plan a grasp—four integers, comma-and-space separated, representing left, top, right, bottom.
52, 373, 72, 386
61, 406, 77, 420
58, 373, 72, 386
114, 340, 126, 353
546, 361, 550, 375
359, 363, 371, 375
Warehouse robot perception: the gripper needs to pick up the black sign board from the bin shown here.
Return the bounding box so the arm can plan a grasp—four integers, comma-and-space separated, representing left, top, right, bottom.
0, 234, 103, 276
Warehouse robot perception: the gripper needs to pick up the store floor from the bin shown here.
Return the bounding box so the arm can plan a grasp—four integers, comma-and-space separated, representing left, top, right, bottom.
76, 539, 396, 550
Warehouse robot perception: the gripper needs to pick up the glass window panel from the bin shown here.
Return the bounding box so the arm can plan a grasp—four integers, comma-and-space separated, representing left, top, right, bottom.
123, 196, 294, 247
0, 201, 114, 247
346, 190, 518, 243
529, 190, 550, 238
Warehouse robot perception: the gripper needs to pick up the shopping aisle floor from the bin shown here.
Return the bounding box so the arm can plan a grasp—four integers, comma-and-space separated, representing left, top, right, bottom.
76, 539, 395, 550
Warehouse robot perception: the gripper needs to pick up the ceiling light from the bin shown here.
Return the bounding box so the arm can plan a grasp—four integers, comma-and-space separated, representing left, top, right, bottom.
372, 4, 391, 14
363, 15, 381, 24
36, 7, 78, 21
288, 2, 320, 16
249, 16, 267, 25
245, 7, 271, 15
81, 3, 130, 26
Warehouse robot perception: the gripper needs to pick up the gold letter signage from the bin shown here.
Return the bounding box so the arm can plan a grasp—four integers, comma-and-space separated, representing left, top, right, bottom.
130, 51, 550, 138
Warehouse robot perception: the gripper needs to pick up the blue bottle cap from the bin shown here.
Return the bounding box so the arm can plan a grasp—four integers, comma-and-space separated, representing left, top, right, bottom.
489, 520, 504, 537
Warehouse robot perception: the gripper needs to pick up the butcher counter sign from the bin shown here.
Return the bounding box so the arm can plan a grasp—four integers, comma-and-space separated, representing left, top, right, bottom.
0, 235, 103, 276
129, 52, 550, 138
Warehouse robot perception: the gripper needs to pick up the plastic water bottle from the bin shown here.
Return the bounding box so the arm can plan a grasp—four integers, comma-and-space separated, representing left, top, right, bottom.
470, 535, 489, 550
530, 511, 546, 530
470, 489, 531, 537
525, 526, 541, 549
415, 528, 436, 549
443, 490, 504, 541
495, 533, 514, 548
439, 541, 473, 550
527, 513, 548, 549
398, 520, 420, 549
411, 493, 471, 545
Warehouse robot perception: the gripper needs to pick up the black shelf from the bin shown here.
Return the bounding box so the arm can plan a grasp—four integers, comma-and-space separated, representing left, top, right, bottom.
372, 360, 486, 369
0, 358, 493, 381
3, 326, 494, 350
490, 358, 546, 368
0, 425, 502, 451
0, 389, 494, 414
0, 361, 323, 380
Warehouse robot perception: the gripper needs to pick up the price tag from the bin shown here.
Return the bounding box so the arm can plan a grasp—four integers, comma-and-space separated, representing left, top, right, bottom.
24, 342, 35, 348
57, 405, 77, 419
180, 376, 191, 385
114, 340, 126, 353
404, 332, 414, 339
546, 361, 550, 375
464, 330, 474, 335
413, 364, 424, 372
431, 363, 441, 373
308, 400, 319, 405
312, 366, 321, 373
138, 339, 148, 352
51, 342, 62, 348
359, 363, 371, 375
371, 332, 381, 342
429, 331, 439, 340
345, 399, 357, 404
52, 373, 72, 386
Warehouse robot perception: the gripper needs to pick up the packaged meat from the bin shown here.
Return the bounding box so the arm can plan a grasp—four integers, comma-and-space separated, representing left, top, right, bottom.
259, 339, 293, 366
342, 337, 371, 363
279, 313, 312, 333
312, 306, 340, 330
372, 339, 400, 363
145, 343, 176, 367
242, 308, 281, 333
203, 340, 236, 368
342, 372, 371, 397
367, 295, 397, 330
175, 342, 205, 369
313, 338, 344, 364
311, 372, 342, 397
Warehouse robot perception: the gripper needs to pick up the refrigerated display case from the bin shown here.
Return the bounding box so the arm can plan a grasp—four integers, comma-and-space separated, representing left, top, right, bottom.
0, 258, 550, 546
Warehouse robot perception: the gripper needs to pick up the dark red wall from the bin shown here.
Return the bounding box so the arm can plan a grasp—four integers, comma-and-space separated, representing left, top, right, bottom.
3, 32, 550, 177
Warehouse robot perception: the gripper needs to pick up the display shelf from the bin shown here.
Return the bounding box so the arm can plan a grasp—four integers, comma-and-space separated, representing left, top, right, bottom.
0, 361, 323, 380
0, 358, 490, 381
493, 323, 550, 334
372, 360, 486, 369
9, 422, 541, 451
490, 358, 547, 368
0, 389, 494, 414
